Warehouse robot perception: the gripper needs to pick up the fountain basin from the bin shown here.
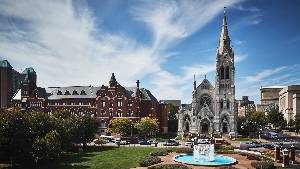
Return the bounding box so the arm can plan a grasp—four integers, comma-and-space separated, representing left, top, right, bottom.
174, 154, 237, 166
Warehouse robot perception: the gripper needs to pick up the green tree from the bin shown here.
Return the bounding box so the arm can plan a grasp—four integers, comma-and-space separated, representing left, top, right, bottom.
267, 105, 286, 128
135, 117, 159, 139
109, 118, 133, 136
32, 130, 61, 163
72, 115, 98, 147
166, 104, 178, 133
247, 111, 267, 127
295, 114, 300, 133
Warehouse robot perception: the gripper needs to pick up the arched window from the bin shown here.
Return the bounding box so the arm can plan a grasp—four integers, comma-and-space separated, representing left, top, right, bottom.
109, 102, 113, 108
117, 98, 122, 107
220, 66, 225, 79
220, 102, 223, 109
227, 100, 230, 109
109, 109, 113, 117
101, 110, 105, 117
225, 66, 230, 79
101, 120, 106, 128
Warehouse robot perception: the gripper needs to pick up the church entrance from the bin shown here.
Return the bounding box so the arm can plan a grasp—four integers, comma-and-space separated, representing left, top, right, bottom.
200, 118, 210, 134
222, 122, 228, 133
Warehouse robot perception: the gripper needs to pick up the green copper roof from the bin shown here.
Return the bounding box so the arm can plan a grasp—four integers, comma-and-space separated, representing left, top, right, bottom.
0, 60, 12, 68
22, 67, 36, 74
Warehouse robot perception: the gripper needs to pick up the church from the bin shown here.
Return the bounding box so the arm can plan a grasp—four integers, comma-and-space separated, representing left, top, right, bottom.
178, 9, 237, 135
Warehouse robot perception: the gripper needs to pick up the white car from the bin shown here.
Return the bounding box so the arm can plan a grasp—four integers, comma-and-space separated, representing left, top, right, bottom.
119, 140, 128, 145
198, 139, 209, 144
184, 141, 194, 146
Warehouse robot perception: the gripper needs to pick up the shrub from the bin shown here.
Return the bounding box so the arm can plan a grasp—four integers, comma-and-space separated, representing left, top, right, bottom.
175, 147, 193, 154
247, 154, 261, 161
175, 135, 182, 140
148, 164, 191, 169
149, 150, 168, 156
251, 161, 275, 169
139, 155, 161, 167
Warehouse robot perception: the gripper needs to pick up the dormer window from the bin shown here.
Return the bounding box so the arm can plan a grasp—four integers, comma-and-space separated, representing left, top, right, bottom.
64, 90, 71, 95
57, 90, 62, 95
80, 90, 87, 95
72, 90, 79, 95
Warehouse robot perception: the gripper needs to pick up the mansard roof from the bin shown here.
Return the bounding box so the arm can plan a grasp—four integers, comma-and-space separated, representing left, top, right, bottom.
22, 67, 36, 74
44, 86, 157, 101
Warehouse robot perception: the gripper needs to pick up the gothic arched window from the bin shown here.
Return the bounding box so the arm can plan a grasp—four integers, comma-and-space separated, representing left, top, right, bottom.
220, 66, 225, 79
225, 66, 230, 79
227, 100, 230, 109
199, 94, 212, 108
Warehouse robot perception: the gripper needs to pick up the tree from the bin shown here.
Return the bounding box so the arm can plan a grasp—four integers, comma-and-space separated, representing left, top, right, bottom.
247, 111, 267, 127
135, 117, 159, 139
267, 105, 286, 129
109, 118, 133, 136
72, 115, 98, 147
295, 114, 300, 133
166, 104, 178, 133
32, 130, 61, 163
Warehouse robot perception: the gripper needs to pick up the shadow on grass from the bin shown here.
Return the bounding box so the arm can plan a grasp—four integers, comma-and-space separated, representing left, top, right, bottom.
0, 146, 117, 169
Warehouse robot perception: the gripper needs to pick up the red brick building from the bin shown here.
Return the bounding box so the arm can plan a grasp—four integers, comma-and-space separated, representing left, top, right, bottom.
10, 66, 168, 134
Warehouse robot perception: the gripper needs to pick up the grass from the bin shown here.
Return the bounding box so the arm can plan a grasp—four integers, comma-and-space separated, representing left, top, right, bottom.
0, 146, 162, 169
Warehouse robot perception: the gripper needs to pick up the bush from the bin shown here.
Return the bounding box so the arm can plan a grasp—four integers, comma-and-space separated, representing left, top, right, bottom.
148, 164, 191, 169
149, 150, 168, 156
175, 147, 193, 154
139, 155, 161, 167
175, 135, 182, 140
251, 161, 275, 169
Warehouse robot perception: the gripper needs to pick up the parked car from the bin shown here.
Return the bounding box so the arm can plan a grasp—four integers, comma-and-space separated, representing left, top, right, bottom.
163, 140, 179, 146
139, 140, 151, 145
119, 140, 128, 145
239, 141, 262, 149
262, 143, 274, 149
149, 140, 158, 144
184, 141, 194, 146
268, 132, 278, 139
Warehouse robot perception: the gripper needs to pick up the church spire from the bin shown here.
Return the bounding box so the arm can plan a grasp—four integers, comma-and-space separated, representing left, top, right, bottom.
193, 74, 196, 90
218, 7, 231, 55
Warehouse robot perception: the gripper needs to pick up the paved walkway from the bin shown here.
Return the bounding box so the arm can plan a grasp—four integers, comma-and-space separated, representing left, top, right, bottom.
132, 152, 258, 169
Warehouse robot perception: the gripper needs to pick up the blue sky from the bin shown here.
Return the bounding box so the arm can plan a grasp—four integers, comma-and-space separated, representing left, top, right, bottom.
0, 0, 300, 104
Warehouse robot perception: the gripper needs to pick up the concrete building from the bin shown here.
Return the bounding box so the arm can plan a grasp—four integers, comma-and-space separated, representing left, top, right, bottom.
0, 60, 23, 109
279, 85, 300, 124
256, 86, 284, 112
236, 96, 256, 117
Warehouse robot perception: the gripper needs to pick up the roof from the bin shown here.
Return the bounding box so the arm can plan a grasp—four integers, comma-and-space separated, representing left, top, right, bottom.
261, 86, 285, 89
45, 86, 157, 101
159, 100, 181, 107
22, 67, 36, 74
0, 60, 12, 68
197, 78, 213, 90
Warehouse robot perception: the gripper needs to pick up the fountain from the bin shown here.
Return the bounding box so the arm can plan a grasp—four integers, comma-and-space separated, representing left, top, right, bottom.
174, 144, 236, 166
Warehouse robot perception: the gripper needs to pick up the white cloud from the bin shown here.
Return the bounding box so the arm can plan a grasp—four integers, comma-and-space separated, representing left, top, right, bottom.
0, 0, 242, 103
244, 66, 287, 82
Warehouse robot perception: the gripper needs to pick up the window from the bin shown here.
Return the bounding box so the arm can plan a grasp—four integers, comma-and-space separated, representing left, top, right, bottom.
109, 109, 113, 117
220, 66, 224, 79
101, 110, 105, 117
64, 90, 71, 95
127, 101, 132, 107
80, 90, 87, 95
72, 90, 79, 95
117, 98, 122, 107
101, 120, 106, 128
225, 66, 230, 79
109, 102, 113, 108
117, 109, 122, 117
220, 102, 223, 109
101, 97, 105, 107
227, 100, 230, 109
128, 110, 132, 117
57, 90, 62, 95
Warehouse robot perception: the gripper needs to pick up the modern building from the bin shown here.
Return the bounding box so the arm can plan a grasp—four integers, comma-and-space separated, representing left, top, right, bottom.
256, 86, 284, 112
0, 60, 23, 109
11, 67, 168, 134
178, 9, 237, 135
236, 96, 256, 117
279, 85, 300, 125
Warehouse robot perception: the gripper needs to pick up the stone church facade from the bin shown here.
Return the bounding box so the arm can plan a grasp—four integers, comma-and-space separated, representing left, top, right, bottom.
178, 9, 237, 135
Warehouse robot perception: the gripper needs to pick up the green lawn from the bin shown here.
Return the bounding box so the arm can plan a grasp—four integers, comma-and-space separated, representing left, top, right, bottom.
40, 146, 159, 169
